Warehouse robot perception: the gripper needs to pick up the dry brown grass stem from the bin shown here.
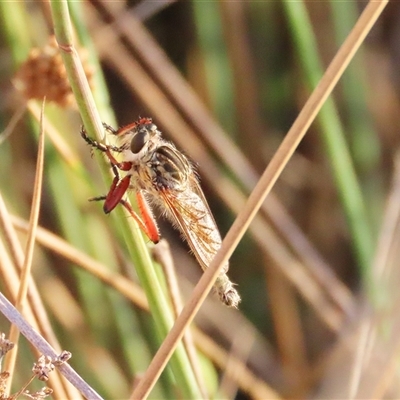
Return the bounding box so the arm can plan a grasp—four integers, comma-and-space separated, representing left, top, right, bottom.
301, 151, 400, 398
4, 100, 46, 391
0, 101, 81, 399
372, 153, 400, 282
87, 4, 350, 332
0, 103, 26, 146
28, 101, 80, 168
151, 241, 208, 399
11, 216, 277, 399
218, 325, 256, 399
129, 1, 388, 397
93, 1, 352, 320
0, 197, 82, 399
0, 291, 102, 399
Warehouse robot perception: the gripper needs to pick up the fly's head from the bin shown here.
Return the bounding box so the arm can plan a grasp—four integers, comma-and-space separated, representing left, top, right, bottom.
120, 118, 161, 163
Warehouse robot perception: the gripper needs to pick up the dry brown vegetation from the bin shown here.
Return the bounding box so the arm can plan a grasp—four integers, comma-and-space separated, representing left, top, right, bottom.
0, 1, 397, 399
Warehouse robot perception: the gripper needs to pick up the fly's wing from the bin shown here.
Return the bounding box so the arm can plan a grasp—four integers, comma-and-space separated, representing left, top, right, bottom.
158, 175, 229, 275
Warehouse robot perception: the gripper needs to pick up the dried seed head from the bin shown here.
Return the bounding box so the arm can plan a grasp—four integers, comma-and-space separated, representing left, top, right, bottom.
23, 387, 53, 399
32, 356, 54, 382
14, 36, 94, 107
0, 332, 14, 360
53, 350, 71, 366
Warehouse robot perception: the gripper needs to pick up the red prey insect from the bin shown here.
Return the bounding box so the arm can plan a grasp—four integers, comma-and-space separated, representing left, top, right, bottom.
81, 117, 240, 307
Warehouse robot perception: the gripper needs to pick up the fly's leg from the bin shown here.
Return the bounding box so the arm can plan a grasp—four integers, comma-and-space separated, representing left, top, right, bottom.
102, 120, 149, 137
80, 125, 122, 153
134, 191, 160, 243
89, 169, 160, 243
80, 125, 132, 171
103, 174, 131, 213
82, 124, 160, 243
88, 162, 129, 214
119, 196, 160, 244
100, 167, 159, 242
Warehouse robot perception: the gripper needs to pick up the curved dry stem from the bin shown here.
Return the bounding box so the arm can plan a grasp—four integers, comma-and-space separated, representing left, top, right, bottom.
28, 101, 79, 168
0, 200, 80, 399
130, 1, 388, 398
4, 100, 46, 390
87, 1, 354, 326
0, 102, 26, 145
0, 291, 103, 400
151, 240, 208, 400
11, 215, 277, 399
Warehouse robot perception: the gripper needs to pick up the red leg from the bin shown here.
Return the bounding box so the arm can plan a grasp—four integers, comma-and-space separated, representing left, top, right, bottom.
103, 175, 130, 213
135, 191, 160, 243
83, 123, 159, 242
100, 174, 160, 243
119, 198, 160, 244
104, 148, 132, 171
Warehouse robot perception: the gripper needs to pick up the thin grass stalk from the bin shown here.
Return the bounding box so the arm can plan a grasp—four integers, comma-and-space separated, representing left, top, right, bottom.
219, 1, 266, 170
372, 154, 400, 282
50, 1, 102, 140
92, 1, 354, 318
131, 1, 388, 397
11, 215, 278, 399
347, 319, 372, 398
330, 0, 381, 174
68, 2, 115, 125
152, 241, 209, 399
0, 104, 26, 145
192, 1, 235, 134
49, 1, 202, 398
0, 197, 80, 399
217, 325, 255, 399
89, 6, 347, 331
265, 265, 308, 387
4, 100, 45, 391
283, 0, 375, 279
132, 0, 177, 21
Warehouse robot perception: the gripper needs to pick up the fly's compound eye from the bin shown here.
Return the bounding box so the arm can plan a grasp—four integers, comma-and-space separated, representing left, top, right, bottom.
130, 130, 149, 153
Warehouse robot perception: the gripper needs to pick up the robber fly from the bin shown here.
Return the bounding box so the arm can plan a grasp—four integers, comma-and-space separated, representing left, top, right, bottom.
81, 117, 240, 308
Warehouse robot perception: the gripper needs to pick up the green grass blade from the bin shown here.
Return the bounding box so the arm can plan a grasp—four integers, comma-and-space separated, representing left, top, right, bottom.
283, 0, 375, 281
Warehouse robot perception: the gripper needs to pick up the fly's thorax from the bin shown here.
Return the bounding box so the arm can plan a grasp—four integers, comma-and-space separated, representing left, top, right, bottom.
148, 144, 192, 191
